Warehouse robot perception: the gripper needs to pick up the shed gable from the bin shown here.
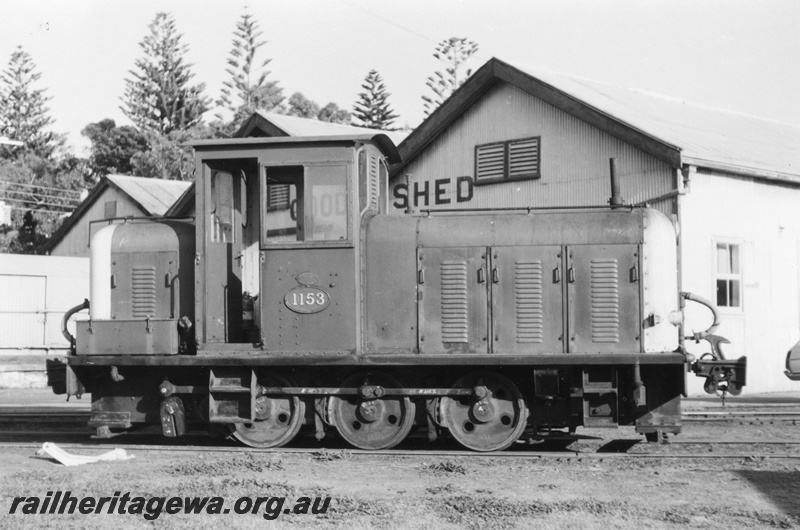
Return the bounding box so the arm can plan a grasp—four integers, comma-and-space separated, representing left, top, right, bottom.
391, 82, 676, 215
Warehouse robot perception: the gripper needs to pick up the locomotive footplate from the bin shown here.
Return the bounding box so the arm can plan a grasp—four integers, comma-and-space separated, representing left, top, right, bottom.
67, 352, 689, 366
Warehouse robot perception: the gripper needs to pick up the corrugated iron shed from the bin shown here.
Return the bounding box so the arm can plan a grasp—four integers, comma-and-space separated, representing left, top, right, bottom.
44, 175, 191, 254
397, 58, 800, 183
506, 61, 800, 180
106, 175, 191, 216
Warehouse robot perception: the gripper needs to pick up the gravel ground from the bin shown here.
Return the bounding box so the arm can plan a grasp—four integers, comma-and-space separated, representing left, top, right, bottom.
2, 421, 800, 529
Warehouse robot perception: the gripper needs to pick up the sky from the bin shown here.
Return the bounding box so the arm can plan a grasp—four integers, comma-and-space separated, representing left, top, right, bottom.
0, 0, 798, 156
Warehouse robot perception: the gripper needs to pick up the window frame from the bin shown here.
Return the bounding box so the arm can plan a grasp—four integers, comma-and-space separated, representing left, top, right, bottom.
714, 240, 743, 311
474, 136, 541, 186
259, 162, 354, 249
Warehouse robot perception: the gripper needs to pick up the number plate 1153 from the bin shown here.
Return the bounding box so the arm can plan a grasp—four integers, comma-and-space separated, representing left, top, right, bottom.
284, 286, 331, 314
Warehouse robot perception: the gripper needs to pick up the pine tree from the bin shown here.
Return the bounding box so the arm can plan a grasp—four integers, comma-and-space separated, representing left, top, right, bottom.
122, 12, 210, 134
0, 46, 62, 160
422, 37, 479, 117
218, 11, 284, 125
353, 70, 398, 130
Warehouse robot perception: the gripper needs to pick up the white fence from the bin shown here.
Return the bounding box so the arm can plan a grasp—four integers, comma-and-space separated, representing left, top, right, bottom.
0, 254, 89, 353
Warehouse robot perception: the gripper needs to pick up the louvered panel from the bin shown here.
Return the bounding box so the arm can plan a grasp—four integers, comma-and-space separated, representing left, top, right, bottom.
515, 260, 544, 343
440, 261, 469, 343
369, 155, 379, 210
268, 184, 289, 208
476, 143, 505, 181
590, 259, 620, 343
131, 266, 157, 318
509, 138, 540, 178
419, 247, 488, 354
492, 246, 562, 355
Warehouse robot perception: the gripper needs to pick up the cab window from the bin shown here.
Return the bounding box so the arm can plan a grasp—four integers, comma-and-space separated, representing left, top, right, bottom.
263, 164, 349, 245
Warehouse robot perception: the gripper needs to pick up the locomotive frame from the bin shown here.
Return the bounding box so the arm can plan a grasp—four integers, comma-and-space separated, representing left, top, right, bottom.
57, 134, 746, 451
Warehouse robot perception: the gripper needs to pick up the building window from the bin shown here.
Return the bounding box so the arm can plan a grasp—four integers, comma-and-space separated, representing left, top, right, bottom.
104, 200, 117, 219
475, 136, 541, 185
716, 242, 741, 308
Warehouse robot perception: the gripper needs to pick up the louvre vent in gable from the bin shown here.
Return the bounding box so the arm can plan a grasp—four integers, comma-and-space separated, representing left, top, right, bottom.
475, 143, 505, 182
475, 136, 541, 185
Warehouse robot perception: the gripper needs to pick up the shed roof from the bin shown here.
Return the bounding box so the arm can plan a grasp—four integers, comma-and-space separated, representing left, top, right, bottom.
106, 175, 192, 216
397, 58, 800, 183
44, 175, 191, 253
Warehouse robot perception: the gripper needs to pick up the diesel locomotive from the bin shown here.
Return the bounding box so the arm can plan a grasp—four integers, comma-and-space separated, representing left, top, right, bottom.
56, 134, 746, 451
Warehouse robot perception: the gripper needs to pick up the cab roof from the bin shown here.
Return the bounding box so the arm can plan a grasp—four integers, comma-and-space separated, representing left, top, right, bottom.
187, 134, 401, 164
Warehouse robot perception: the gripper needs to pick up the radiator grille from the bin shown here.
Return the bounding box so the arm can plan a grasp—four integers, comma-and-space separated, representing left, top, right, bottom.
590, 259, 620, 342
515, 260, 544, 343
131, 266, 157, 318
440, 261, 469, 343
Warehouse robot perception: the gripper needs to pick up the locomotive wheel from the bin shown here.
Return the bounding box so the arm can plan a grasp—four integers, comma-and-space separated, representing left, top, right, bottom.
440, 371, 527, 452
328, 372, 415, 450
231, 373, 305, 448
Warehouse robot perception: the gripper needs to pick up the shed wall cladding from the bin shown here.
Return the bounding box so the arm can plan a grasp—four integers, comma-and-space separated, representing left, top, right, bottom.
392, 83, 676, 215
50, 187, 146, 257
0, 255, 89, 350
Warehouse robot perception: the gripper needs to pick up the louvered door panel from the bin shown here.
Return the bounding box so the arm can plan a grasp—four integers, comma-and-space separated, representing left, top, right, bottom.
111, 251, 176, 320
568, 245, 641, 353
418, 247, 488, 354
491, 246, 563, 354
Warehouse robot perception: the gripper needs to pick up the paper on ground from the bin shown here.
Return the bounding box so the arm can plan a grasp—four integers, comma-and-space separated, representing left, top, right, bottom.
36, 442, 134, 466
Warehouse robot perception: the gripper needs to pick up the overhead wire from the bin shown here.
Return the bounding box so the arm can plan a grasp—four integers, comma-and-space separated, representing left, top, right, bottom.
336, 0, 439, 45
0, 177, 84, 215
0, 188, 81, 200
335, 0, 492, 62
1, 197, 78, 211
2, 204, 73, 214
0, 178, 83, 196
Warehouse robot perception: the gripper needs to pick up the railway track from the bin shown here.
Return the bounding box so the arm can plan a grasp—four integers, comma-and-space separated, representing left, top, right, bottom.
3, 408, 800, 425
683, 410, 800, 423
2, 407, 798, 459
2, 439, 800, 461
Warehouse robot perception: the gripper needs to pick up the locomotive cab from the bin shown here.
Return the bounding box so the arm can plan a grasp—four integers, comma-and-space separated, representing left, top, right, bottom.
191, 134, 399, 352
